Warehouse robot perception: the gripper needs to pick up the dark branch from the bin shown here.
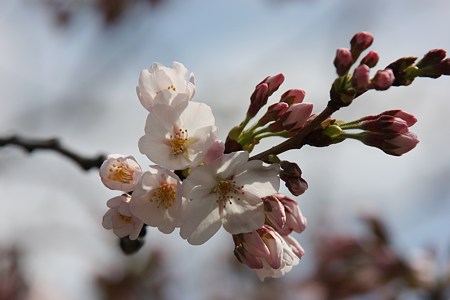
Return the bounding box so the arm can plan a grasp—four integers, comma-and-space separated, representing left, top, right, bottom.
0, 135, 106, 171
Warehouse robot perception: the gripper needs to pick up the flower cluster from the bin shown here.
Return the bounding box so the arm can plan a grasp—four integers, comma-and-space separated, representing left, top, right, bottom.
99, 32, 450, 280
100, 62, 303, 279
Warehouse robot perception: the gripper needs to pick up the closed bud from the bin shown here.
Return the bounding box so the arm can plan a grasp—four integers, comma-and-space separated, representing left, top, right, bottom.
263, 195, 286, 232
334, 48, 354, 76
357, 110, 417, 127
416, 49, 447, 69
280, 161, 308, 196
281, 103, 314, 132
360, 115, 409, 134
258, 102, 289, 126
371, 69, 395, 90
274, 193, 307, 235
350, 32, 374, 60
263, 73, 285, 95
248, 83, 269, 117
359, 131, 419, 156
352, 64, 370, 91
360, 50, 379, 68
280, 89, 306, 105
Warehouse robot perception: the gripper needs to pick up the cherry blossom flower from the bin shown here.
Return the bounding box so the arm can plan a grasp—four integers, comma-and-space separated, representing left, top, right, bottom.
128, 166, 183, 234
138, 101, 218, 170
99, 154, 142, 192
136, 61, 195, 111
180, 151, 280, 245
233, 225, 303, 280
102, 194, 144, 240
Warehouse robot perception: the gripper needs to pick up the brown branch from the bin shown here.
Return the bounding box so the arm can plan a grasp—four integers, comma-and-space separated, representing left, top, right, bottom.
250, 105, 338, 161
0, 135, 106, 171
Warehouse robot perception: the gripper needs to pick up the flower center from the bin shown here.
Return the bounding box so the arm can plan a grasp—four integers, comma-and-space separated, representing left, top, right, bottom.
216, 179, 245, 208
149, 183, 177, 209
108, 161, 134, 183
156, 85, 177, 95
169, 128, 189, 155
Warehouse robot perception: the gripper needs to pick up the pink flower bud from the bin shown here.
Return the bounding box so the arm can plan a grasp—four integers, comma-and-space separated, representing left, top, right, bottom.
263, 195, 286, 232
360, 131, 419, 156
352, 64, 370, 91
334, 48, 354, 76
280, 89, 306, 105
280, 161, 308, 196
371, 69, 395, 90
248, 83, 269, 117
357, 110, 417, 127
263, 73, 285, 96
281, 102, 314, 132
350, 31, 374, 59
416, 49, 447, 69
360, 50, 379, 68
275, 193, 307, 234
360, 115, 409, 134
258, 102, 289, 126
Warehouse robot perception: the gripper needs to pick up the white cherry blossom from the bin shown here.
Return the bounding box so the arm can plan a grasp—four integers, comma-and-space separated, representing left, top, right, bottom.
99, 154, 142, 192
137, 61, 195, 111
102, 194, 144, 240
138, 101, 217, 170
180, 151, 280, 245
129, 166, 183, 234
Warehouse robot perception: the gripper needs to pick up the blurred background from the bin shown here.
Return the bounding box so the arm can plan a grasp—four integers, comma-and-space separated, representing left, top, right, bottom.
1, 0, 450, 299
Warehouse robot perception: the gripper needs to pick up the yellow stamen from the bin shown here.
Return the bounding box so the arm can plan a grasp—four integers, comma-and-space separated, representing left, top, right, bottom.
108, 160, 134, 183
215, 179, 245, 208
149, 183, 177, 209
168, 128, 189, 155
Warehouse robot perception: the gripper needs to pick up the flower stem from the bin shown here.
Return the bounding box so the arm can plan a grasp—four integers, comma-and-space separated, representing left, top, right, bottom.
250, 104, 338, 161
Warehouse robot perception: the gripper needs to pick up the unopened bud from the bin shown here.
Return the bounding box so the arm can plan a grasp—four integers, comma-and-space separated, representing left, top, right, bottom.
334, 48, 354, 76
263, 195, 286, 232
371, 69, 395, 90
258, 102, 289, 126
281, 103, 314, 132
274, 193, 307, 235
248, 83, 269, 117
280, 161, 308, 196
360, 50, 379, 68
360, 115, 409, 134
350, 32, 374, 60
416, 49, 447, 69
264, 73, 285, 95
352, 64, 370, 91
359, 131, 419, 156
358, 110, 417, 127
280, 89, 306, 105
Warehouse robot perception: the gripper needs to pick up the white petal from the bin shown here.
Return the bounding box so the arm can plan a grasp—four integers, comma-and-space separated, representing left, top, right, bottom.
235, 161, 280, 198
222, 193, 265, 234
180, 194, 221, 245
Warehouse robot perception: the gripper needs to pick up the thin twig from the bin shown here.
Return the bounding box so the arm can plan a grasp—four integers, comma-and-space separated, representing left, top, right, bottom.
0, 135, 106, 171
250, 105, 337, 161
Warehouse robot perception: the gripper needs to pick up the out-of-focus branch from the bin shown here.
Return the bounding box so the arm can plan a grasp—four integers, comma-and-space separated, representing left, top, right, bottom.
0, 135, 106, 171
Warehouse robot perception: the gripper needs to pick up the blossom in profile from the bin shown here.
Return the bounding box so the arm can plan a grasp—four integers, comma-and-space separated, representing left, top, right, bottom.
138, 101, 217, 170
233, 225, 303, 280
137, 61, 195, 111
99, 154, 142, 192
102, 194, 144, 240
129, 166, 183, 234
180, 151, 280, 245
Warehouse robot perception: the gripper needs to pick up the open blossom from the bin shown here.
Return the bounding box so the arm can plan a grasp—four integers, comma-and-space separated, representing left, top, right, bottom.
129, 166, 183, 234
102, 194, 144, 240
137, 61, 195, 111
233, 225, 303, 281
180, 151, 280, 245
99, 154, 142, 192
138, 101, 217, 170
